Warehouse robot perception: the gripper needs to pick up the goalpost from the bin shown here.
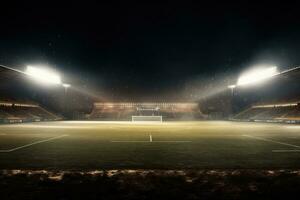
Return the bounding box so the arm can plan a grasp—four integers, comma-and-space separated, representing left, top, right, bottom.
132, 116, 163, 122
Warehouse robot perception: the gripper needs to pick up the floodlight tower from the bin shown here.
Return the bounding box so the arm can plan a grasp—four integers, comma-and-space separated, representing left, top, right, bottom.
227, 65, 279, 118
1, 64, 73, 117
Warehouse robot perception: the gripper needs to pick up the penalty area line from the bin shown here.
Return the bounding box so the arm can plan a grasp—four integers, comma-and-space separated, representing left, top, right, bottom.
111, 133, 191, 143
243, 134, 300, 149
0, 134, 68, 153
0, 131, 8, 135
111, 141, 151, 143
111, 141, 191, 143
272, 150, 300, 153
149, 141, 191, 143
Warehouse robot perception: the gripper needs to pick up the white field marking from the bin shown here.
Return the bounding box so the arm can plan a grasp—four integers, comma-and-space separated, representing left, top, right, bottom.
111, 141, 152, 143
1, 125, 98, 129
272, 150, 300, 153
286, 136, 298, 139
0, 133, 52, 136
0, 134, 68, 153
111, 140, 191, 143
0, 131, 8, 135
147, 141, 191, 143
243, 135, 300, 149
285, 126, 300, 129
111, 133, 191, 143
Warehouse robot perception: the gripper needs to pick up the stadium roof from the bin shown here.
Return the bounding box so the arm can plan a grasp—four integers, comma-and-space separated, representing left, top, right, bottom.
0, 65, 25, 84
280, 66, 300, 78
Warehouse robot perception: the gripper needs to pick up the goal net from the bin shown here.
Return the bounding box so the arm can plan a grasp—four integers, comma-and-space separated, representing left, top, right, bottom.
132, 116, 162, 122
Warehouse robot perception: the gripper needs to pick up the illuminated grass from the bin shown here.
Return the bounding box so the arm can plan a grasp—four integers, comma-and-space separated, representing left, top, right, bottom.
0, 121, 300, 169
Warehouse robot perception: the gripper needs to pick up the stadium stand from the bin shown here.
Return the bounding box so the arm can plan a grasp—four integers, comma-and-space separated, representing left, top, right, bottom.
233, 102, 300, 123
89, 102, 204, 120
0, 101, 61, 123
0, 65, 67, 122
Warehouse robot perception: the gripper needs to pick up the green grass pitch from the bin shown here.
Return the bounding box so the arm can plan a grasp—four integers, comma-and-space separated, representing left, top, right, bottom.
0, 121, 300, 170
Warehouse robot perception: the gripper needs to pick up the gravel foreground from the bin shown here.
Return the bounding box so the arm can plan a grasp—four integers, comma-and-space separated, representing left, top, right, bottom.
1, 169, 300, 200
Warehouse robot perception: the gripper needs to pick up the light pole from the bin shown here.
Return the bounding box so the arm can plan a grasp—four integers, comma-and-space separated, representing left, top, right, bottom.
228, 85, 236, 96
62, 83, 71, 94
227, 85, 236, 117
62, 84, 71, 118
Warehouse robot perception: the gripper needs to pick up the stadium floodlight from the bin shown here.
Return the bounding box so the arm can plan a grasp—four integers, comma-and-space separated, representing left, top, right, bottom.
237, 66, 278, 86
25, 65, 62, 85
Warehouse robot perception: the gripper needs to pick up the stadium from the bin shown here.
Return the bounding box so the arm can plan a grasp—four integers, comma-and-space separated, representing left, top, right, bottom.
2, 63, 300, 198
1, 64, 300, 170
2, 64, 300, 199
2, 3, 300, 199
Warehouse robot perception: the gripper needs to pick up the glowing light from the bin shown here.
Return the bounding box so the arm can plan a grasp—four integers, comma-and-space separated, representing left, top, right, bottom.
62, 83, 71, 88
25, 66, 61, 85
228, 85, 236, 89
237, 66, 278, 86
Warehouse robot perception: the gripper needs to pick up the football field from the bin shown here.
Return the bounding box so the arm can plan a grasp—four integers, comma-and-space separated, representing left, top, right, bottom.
0, 121, 300, 170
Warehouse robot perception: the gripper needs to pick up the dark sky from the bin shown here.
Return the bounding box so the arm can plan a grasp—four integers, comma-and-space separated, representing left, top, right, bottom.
1, 2, 300, 101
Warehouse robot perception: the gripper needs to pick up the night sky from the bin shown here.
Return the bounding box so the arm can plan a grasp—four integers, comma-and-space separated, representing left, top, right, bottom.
1, 2, 300, 101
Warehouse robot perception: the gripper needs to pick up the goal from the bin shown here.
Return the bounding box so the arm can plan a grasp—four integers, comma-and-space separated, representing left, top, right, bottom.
132, 116, 162, 122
